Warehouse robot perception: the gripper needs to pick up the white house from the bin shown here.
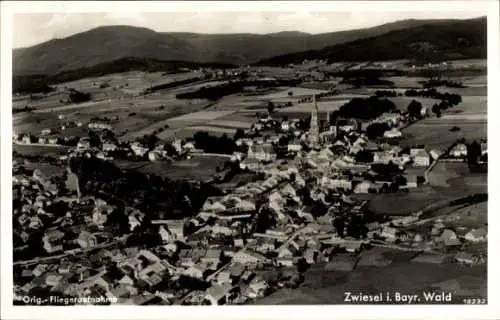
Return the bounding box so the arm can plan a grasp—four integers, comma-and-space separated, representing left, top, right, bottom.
383, 128, 402, 139
247, 144, 277, 162
354, 180, 377, 194
103, 143, 118, 152
77, 139, 91, 152
148, 150, 163, 162
464, 228, 487, 243
449, 144, 467, 158
413, 149, 430, 167
281, 121, 290, 132
287, 141, 302, 152
130, 142, 148, 157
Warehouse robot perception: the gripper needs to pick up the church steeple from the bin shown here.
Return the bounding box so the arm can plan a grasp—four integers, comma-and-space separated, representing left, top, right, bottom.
309, 92, 319, 146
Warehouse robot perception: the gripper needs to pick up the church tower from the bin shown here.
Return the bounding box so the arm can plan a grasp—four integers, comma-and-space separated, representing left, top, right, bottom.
309, 92, 319, 146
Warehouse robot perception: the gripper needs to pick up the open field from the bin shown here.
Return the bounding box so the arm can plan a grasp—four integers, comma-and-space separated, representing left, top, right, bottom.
167, 110, 236, 122
402, 120, 486, 150
136, 155, 227, 181
256, 256, 486, 304
444, 96, 487, 115
382, 77, 427, 88
388, 96, 441, 112
277, 100, 349, 114
428, 161, 487, 191
366, 183, 486, 216
13, 144, 70, 157
441, 201, 487, 230
253, 87, 328, 100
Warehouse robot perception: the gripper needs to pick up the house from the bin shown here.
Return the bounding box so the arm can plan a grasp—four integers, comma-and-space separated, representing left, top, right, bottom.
77, 231, 98, 249
381, 227, 398, 242
449, 144, 467, 158
354, 180, 377, 194
128, 211, 145, 231
464, 228, 487, 243
183, 264, 206, 279
205, 283, 232, 305
41, 129, 52, 136
331, 179, 353, 191
166, 220, 184, 240
413, 149, 430, 167
247, 144, 277, 162
213, 225, 234, 236
183, 142, 195, 151
32, 264, 48, 277
130, 142, 148, 157
233, 250, 267, 265
77, 139, 91, 152
216, 271, 232, 285
45, 274, 64, 287
158, 226, 172, 243
438, 229, 461, 246
304, 248, 318, 264
391, 216, 418, 227
429, 149, 443, 160
373, 151, 393, 164
42, 229, 65, 253
148, 150, 164, 162
383, 128, 402, 139
480, 142, 487, 155
281, 121, 291, 131
240, 157, 261, 171
102, 143, 117, 152
287, 141, 302, 152
245, 280, 269, 299
454, 252, 478, 265
201, 249, 222, 266
274, 257, 294, 267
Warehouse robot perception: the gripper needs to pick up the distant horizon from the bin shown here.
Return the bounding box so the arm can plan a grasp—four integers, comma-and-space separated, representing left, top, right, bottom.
13, 12, 486, 49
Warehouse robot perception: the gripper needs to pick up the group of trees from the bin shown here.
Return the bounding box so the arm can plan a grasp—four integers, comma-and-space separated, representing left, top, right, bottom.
331, 96, 397, 120
68, 89, 91, 104
365, 122, 391, 140
420, 79, 466, 88
69, 156, 223, 221
405, 88, 462, 106
176, 79, 298, 101
339, 77, 394, 87
192, 131, 237, 155
374, 90, 400, 97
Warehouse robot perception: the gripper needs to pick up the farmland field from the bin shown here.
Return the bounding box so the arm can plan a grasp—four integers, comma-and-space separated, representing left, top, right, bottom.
254, 87, 328, 100
13, 144, 70, 157
428, 161, 487, 191
277, 100, 349, 114
402, 120, 486, 150
256, 258, 486, 304
366, 183, 486, 216
388, 96, 442, 111
136, 155, 227, 181
167, 110, 236, 122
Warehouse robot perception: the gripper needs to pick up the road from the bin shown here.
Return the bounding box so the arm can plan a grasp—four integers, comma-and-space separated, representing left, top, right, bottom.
190, 152, 233, 159
13, 141, 69, 148
276, 225, 310, 252
13, 235, 129, 267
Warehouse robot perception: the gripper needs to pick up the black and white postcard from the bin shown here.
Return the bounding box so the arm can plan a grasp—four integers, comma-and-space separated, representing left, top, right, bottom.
1, 1, 499, 319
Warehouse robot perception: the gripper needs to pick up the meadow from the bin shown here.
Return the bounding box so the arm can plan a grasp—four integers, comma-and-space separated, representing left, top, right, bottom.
136, 155, 227, 181
402, 120, 486, 150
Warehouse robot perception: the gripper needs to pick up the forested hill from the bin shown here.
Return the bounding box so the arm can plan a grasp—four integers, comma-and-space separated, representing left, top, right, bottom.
254, 17, 487, 66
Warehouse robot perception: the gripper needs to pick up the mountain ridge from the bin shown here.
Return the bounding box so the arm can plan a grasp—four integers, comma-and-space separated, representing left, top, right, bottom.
13, 17, 486, 76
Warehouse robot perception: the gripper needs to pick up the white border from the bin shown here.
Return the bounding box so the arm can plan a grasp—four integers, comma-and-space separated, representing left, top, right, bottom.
1, 1, 499, 319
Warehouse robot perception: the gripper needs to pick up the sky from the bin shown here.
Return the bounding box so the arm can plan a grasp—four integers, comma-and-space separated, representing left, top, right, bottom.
13, 11, 486, 49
